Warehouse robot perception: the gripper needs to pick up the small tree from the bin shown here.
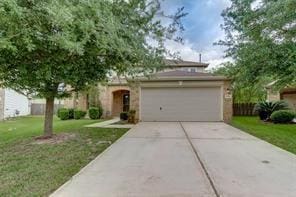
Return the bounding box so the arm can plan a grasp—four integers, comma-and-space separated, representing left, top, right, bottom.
0, 0, 186, 137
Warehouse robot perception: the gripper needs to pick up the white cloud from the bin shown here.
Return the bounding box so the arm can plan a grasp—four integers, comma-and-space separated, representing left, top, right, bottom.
159, 0, 233, 69
206, 0, 230, 7
251, 0, 263, 10
165, 39, 231, 69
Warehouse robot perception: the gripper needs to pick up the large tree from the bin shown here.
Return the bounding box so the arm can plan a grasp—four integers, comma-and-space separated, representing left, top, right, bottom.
218, 0, 296, 88
0, 0, 185, 137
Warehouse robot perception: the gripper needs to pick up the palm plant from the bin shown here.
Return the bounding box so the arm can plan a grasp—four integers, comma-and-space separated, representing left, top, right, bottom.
254, 101, 290, 120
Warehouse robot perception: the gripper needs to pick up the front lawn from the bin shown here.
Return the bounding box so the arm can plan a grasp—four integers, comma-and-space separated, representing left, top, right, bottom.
0, 116, 128, 196
231, 116, 296, 155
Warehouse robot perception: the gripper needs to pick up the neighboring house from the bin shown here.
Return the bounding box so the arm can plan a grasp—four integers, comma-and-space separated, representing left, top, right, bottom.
266, 83, 296, 110
65, 59, 233, 122
0, 88, 30, 120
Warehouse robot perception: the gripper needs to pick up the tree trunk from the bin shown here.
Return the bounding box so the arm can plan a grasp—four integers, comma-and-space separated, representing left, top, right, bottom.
44, 97, 55, 137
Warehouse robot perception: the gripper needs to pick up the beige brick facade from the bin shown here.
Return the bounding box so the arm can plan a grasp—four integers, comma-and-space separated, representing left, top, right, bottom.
130, 83, 140, 122
64, 84, 131, 117
223, 81, 233, 123
267, 88, 280, 101
99, 85, 130, 118
267, 87, 296, 110
64, 92, 88, 111
282, 93, 296, 110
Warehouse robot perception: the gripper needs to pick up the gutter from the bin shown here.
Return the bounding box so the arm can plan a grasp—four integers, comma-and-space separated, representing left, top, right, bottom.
129, 76, 230, 82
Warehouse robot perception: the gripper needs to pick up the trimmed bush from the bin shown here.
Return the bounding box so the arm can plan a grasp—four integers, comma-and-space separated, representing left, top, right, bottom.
57, 108, 75, 119
74, 109, 87, 120
68, 108, 75, 119
254, 101, 290, 120
270, 110, 295, 124
59, 108, 69, 120
120, 112, 128, 121
57, 108, 65, 118
81, 111, 87, 118
88, 107, 103, 119
89, 107, 99, 119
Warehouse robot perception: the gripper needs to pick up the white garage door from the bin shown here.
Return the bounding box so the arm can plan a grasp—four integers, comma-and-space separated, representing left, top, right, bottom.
141, 87, 222, 122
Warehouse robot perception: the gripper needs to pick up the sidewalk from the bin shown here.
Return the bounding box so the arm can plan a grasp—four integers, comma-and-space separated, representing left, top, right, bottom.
85, 118, 134, 128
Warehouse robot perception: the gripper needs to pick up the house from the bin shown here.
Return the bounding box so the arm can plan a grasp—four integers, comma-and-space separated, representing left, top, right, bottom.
64, 59, 233, 122
266, 82, 296, 110
0, 88, 30, 120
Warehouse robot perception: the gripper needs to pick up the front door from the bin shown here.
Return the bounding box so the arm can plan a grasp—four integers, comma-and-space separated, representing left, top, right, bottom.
123, 93, 130, 112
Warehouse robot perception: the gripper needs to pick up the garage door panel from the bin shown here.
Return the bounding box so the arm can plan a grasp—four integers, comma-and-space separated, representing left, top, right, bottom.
141, 87, 222, 122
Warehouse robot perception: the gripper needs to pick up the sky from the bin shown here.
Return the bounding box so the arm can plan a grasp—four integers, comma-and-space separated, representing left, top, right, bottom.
161, 0, 231, 69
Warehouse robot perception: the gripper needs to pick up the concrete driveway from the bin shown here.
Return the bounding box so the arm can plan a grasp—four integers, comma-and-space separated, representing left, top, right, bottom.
51, 122, 296, 197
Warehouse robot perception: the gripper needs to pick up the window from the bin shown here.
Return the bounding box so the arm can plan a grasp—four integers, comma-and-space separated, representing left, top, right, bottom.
189, 68, 196, 72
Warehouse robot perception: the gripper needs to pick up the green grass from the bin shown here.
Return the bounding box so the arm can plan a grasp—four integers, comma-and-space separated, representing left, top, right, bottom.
0, 116, 128, 197
0, 116, 100, 143
231, 116, 296, 155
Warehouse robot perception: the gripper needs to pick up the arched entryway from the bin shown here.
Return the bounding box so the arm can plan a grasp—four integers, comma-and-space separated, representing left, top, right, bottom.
112, 90, 130, 117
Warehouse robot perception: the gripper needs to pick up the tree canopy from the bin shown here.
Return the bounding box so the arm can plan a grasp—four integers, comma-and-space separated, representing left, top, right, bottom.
218, 0, 296, 88
0, 0, 185, 136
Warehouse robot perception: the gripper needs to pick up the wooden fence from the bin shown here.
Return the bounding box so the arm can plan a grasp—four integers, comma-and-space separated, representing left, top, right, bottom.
233, 103, 257, 116
31, 104, 63, 115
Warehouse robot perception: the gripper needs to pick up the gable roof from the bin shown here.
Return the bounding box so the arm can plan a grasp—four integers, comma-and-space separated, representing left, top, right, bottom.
164, 59, 209, 68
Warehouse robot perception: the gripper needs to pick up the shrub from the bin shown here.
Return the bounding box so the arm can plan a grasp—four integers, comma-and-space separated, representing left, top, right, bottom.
74, 109, 87, 120
254, 101, 290, 120
57, 108, 74, 119
120, 112, 128, 121
57, 108, 66, 118
270, 110, 295, 124
128, 110, 136, 124
88, 107, 103, 119
68, 108, 75, 119
59, 109, 69, 120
